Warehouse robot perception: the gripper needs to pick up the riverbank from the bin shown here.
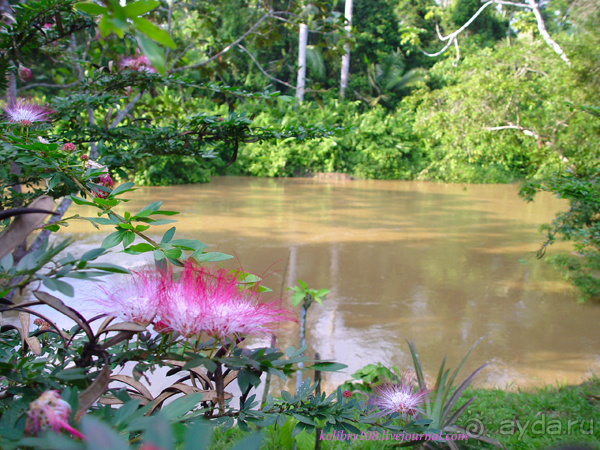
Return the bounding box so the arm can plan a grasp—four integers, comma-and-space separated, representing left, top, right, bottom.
206, 377, 600, 449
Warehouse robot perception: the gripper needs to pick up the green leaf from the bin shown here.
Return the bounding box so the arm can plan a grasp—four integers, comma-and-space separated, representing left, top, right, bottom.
229, 433, 263, 450
292, 292, 304, 306
150, 210, 179, 216
193, 252, 233, 262
132, 17, 176, 49
160, 393, 204, 420
164, 248, 182, 259
153, 249, 166, 261
81, 248, 106, 262
55, 367, 87, 380
43, 224, 60, 232
169, 239, 206, 251
140, 415, 174, 450
70, 196, 97, 207
183, 422, 212, 450
161, 227, 176, 243
123, 0, 159, 17
137, 201, 163, 214
147, 219, 178, 226
111, 182, 136, 196
136, 32, 166, 75
292, 413, 316, 426
310, 362, 347, 372
113, 400, 141, 427
74, 2, 108, 15
102, 230, 126, 249
54, 279, 74, 297
85, 217, 118, 225
126, 243, 155, 253
0, 253, 13, 271
297, 279, 308, 290
122, 231, 135, 248
81, 416, 129, 450
86, 263, 130, 273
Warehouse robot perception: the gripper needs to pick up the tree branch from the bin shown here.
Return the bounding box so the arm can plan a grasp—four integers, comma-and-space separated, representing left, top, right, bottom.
422, 0, 571, 66
525, 0, 571, 66
110, 91, 144, 128
18, 81, 79, 91
486, 124, 539, 138
169, 12, 272, 73
237, 44, 296, 90
28, 197, 73, 253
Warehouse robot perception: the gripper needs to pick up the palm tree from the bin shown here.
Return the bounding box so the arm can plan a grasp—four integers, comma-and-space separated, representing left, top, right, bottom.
357, 49, 425, 107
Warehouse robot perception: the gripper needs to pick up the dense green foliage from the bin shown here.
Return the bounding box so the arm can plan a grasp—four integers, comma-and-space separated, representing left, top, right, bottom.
207, 375, 600, 449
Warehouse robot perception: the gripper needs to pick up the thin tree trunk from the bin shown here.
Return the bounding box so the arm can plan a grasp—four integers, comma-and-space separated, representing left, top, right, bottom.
340, 0, 353, 99
295, 299, 307, 392
296, 23, 308, 102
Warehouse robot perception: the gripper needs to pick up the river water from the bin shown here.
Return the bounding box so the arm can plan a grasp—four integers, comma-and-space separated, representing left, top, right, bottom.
25, 176, 600, 390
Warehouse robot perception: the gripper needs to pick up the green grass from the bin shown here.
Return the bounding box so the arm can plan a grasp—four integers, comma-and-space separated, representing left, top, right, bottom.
206, 377, 600, 450
454, 377, 600, 450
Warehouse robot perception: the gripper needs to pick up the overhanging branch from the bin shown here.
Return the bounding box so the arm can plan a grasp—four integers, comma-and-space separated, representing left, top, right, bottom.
422, 0, 570, 66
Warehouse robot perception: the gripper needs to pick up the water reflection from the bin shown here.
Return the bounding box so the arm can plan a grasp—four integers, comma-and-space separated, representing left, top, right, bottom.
23, 176, 600, 391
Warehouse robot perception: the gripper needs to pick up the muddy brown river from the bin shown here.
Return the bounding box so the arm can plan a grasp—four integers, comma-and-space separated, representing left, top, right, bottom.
23, 176, 600, 391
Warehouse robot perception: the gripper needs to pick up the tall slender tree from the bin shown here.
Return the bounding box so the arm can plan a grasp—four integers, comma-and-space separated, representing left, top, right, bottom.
340, 0, 353, 99
296, 21, 308, 101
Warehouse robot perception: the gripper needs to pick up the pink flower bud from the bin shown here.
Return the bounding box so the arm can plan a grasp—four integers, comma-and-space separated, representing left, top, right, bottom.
80, 154, 89, 161
18, 66, 32, 82
62, 143, 77, 152
25, 391, 85, 439
342, 390, 352, 398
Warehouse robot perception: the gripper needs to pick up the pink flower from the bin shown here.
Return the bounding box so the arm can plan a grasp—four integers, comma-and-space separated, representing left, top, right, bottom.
98, 173, 114, 189
33, 318, 51, 330
153, 320, 170, 334
93, 270, 161, 325
342, 390, 352, 398
25, 391, 85, 439
18, 66, 32, 82
369, 382, 429, 421
80, 154, 89, 161
62, 143, 77, 152
120, 54, 156, 73
3, 99, 53, 126
157, 264, 296, 339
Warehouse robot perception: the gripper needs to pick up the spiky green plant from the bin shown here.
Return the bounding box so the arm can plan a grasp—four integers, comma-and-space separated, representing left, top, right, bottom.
407, 337, 503, 449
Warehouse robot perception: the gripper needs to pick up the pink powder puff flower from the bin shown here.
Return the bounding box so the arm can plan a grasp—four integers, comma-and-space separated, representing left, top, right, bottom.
25, 390, 85, 439
18, 66, 32, 82
120, 54, 156, 73
158, 263, 296, 339
3, 99, 53, 126
369, 381, 430, 421
93, 270, 162, 325
153, 320, 170, 334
